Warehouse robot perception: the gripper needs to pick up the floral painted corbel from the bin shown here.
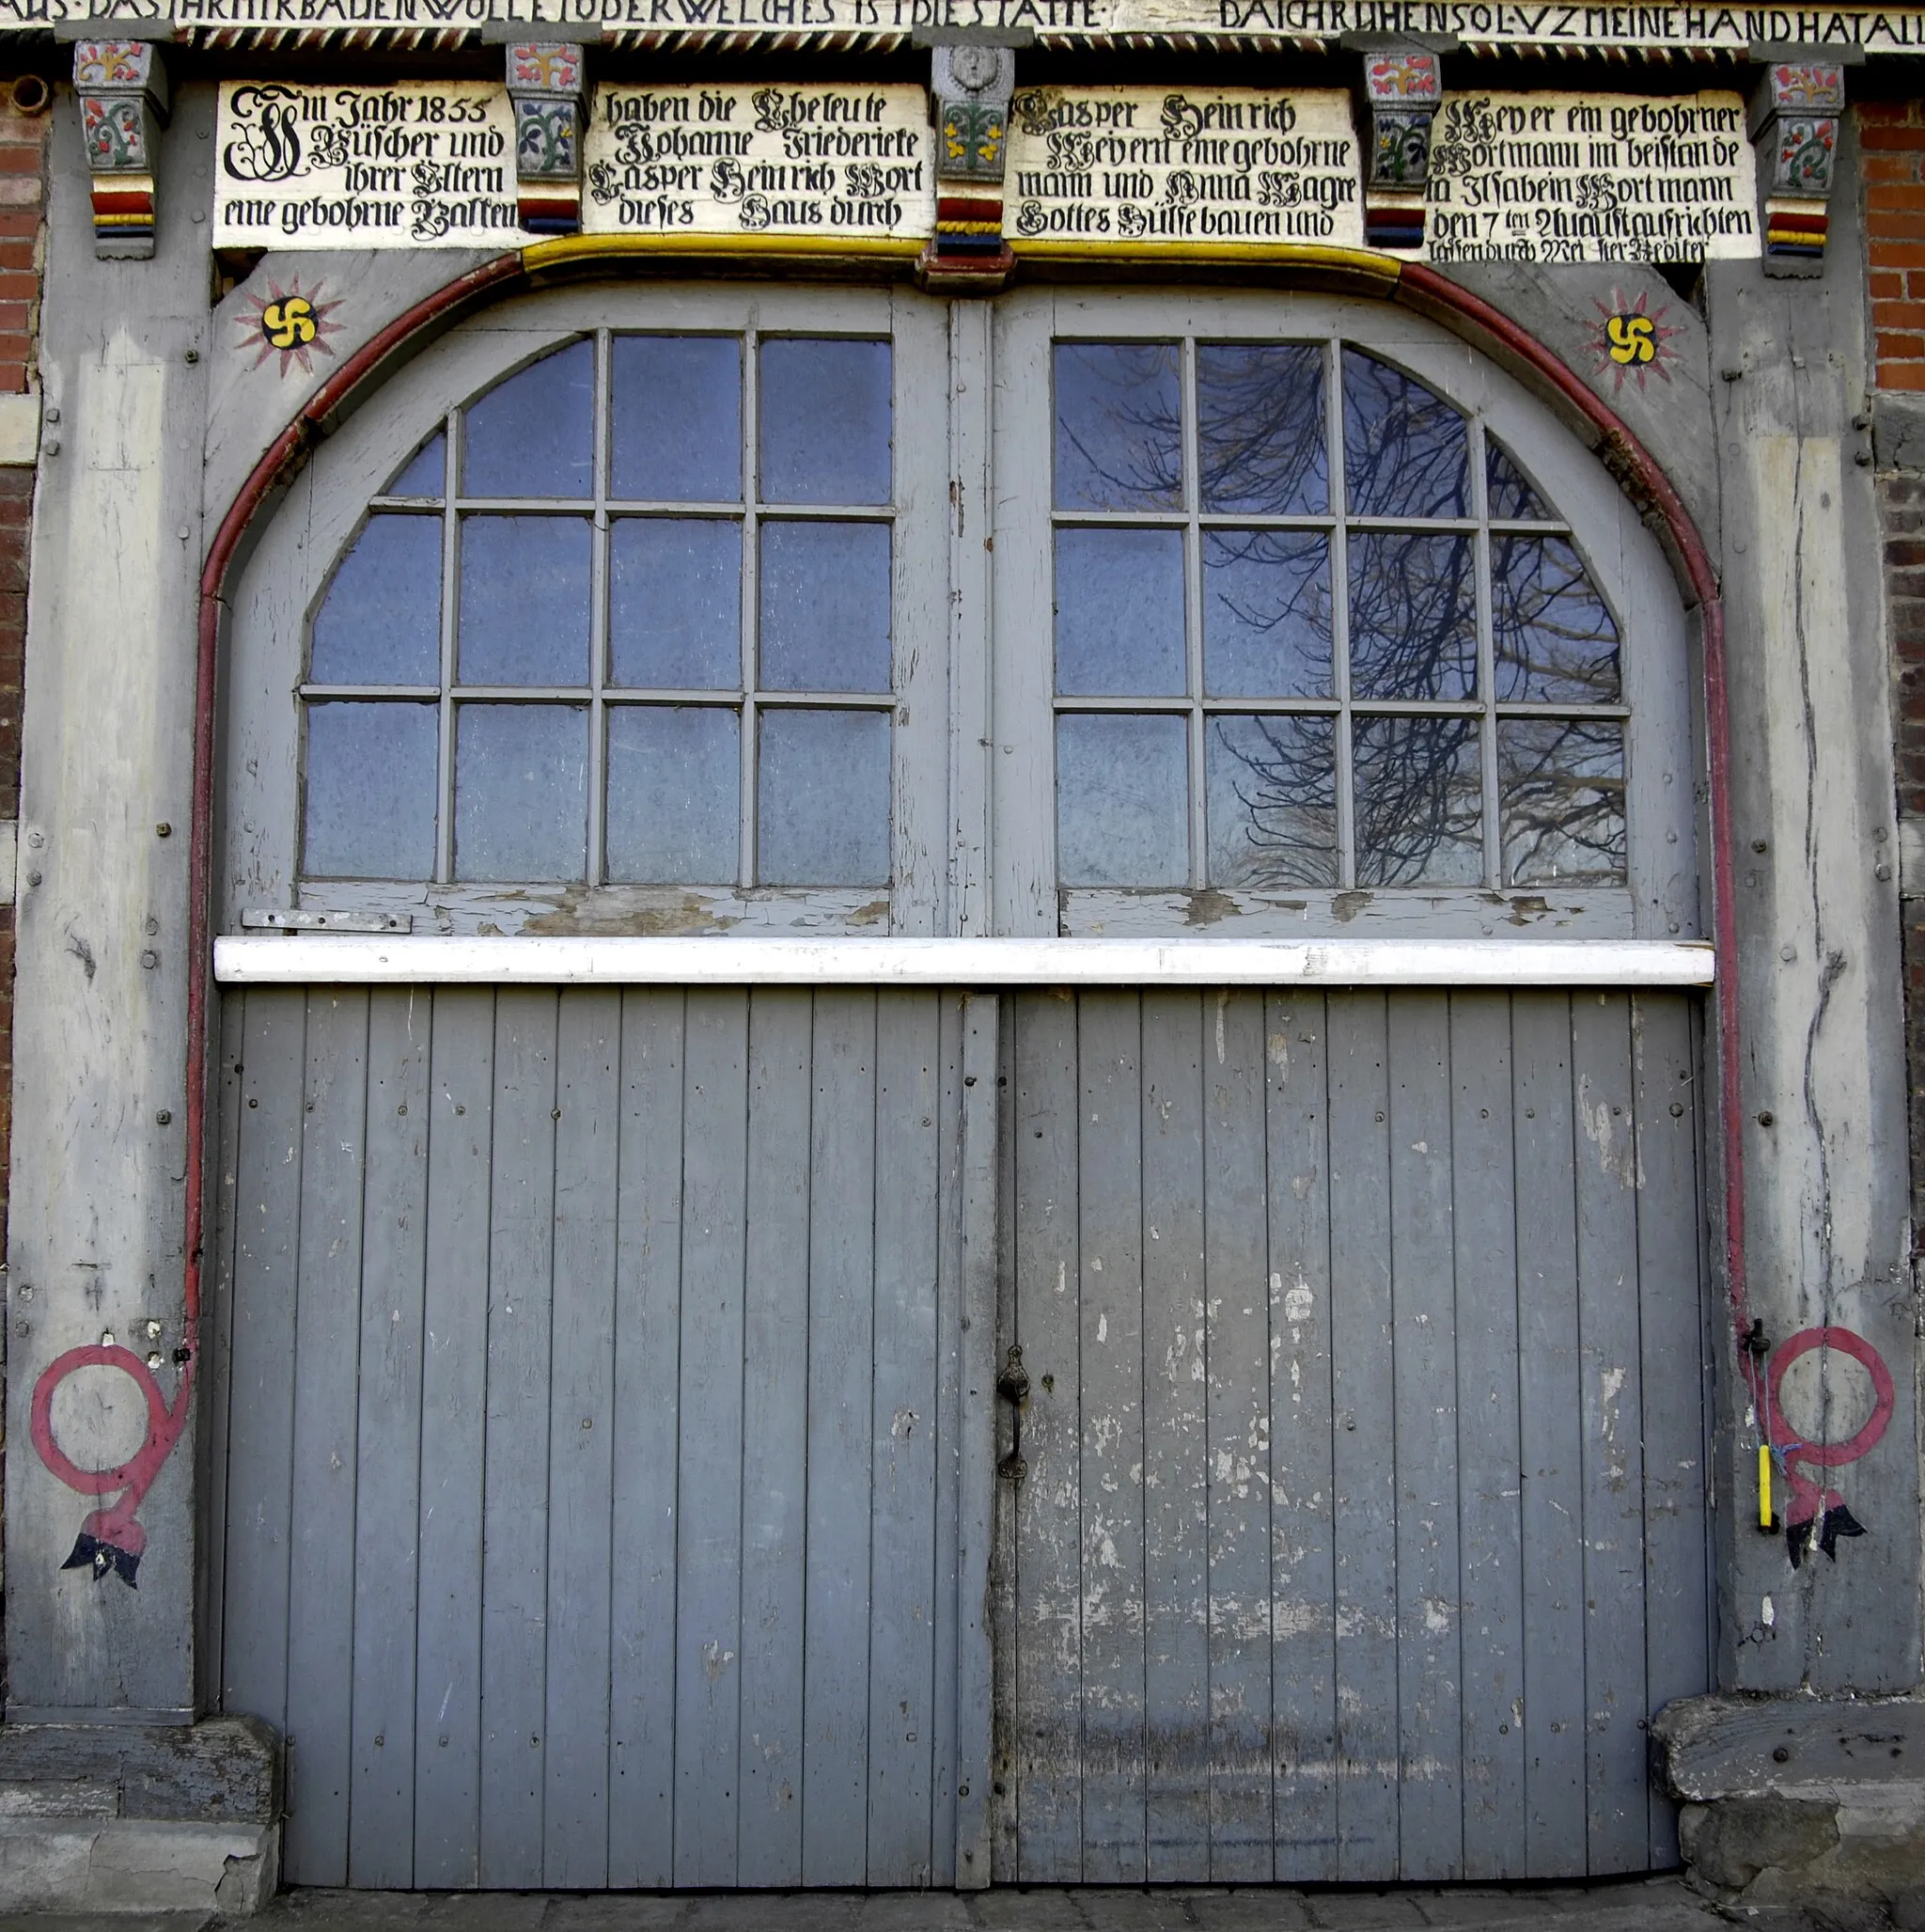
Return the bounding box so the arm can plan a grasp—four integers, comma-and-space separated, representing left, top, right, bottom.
72, 39, 168, 260
1748, 51, 1855, 275
918, 27, 1025, 292
506, 39, 589, 236
1352, 38, 1448, 252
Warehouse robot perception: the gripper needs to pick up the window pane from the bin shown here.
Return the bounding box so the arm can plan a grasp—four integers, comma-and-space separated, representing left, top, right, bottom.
1206, 714, 1338, 888
1055, 342, 1182, 512
458, 516, 591, 686
1055, 526, 1185, 697
462, 339, 594, 498
606, 705, 740, 885
1050, 343, 1189, 513
611, 519, 741, 690
1347, 531, 1477, 700
1202, 530, 1332, 699
1487, 436, 1552, 520
1342, 348, 1469, 519
304, 701, 437, 878
1197, 343, 1327, 515
1056, 713, 1187, 887
386, 432, 446, 498
611, 336, 742, 503
759, 523, 891, 694
758, 708, 890, 887
454, 703, 587, 881
1499, 717, 1625, 886
311, 515, 441, 685
1353, 714, 1483, 886
1493, 534, 1620, 702
759, 338, 891, 507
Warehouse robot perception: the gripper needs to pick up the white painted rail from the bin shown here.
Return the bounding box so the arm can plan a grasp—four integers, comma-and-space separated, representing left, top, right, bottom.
215, 935, 1715, 987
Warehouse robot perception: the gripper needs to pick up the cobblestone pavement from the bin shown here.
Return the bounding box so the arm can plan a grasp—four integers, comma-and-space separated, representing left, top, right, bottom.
0, 1877, 1878, 1932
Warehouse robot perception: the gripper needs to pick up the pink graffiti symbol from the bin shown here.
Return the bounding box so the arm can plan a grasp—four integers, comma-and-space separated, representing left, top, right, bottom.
1761, 1325, 1894, 1569
30, 1343, 195, 1588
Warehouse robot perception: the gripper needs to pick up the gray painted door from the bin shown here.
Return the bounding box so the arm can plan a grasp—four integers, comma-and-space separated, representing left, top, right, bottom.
991, 986, 1712, 1884
211, 983, 978, 1889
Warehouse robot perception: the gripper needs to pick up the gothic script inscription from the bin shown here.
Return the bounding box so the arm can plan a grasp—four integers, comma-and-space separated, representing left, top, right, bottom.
214, 81, 527, 248
1005, 86, 1361, 247
1424, 91, 1758, 261
584, 84, 933, 239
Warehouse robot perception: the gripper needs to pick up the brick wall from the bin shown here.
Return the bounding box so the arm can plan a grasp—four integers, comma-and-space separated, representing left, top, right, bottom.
1867, 101, 1925, 1230
1863, 102, 1925, 389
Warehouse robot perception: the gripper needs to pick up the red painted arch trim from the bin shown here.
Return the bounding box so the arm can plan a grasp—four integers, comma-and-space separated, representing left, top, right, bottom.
187, 251, 1748, 1367
185, 250, 524, 1344
1397, 262, 1747, 1356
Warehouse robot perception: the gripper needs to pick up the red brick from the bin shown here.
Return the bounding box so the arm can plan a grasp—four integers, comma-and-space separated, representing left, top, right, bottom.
1861, 123, 1925, 150
1864, 154, 1925, 183
1880, 361, 1925, 391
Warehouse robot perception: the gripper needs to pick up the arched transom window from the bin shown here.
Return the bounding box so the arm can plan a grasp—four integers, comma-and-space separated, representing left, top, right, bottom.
1048, 338, 1625, 894
223, 284, 1693, 943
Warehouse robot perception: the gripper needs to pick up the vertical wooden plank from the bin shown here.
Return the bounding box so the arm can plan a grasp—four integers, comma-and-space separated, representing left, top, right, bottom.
479, 989, 559, 1887
285, 988, 370, 1886
1570, 992, 1651, 1876
673, 989, 749, 1887
348, 989, 431, 1889
930, 994, 964, 1891
1265, 990, 1338, 1884
1139, 990, 1209, 1881
414, 989, 494, 1888
608, 989, 685, 1889
544, 989, 621, 1887
1385, 992, 1463, 1881
1449, 992, 1526, 1880
1326, 990, 1398, 1882
1204, 990, 1276, 1881
737, 987, 812, 1888
221, 990, 307, 1760
1074, 990, 1148, 1884
803, 989, 880, 1885
953, 993, 999, 1891
1011, 990, 1085, 1880
868, 992, 944, 1884
989, 1003, 1022, 1887
201, 995, 246, 1727
1512, 991, 1587, 1877
1635, 993, 1711, 1870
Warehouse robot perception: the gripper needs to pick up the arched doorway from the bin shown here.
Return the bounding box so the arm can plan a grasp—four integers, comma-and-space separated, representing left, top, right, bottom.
208, 275, 1711, 1889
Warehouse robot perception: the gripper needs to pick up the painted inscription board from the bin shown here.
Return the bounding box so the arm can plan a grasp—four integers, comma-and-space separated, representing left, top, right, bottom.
582, 84, 933, 239
32, 0, 1925, 53
1005, 86, 1363, 247
214, 81, 529, 248
1425, 90, 1757, 261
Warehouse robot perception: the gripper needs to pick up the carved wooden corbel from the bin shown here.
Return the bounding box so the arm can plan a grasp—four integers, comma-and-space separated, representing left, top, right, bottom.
506, 40, 587, 237
73, 39, 167, 261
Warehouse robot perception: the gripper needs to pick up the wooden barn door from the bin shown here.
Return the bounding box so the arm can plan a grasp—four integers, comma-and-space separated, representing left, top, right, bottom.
215, 982, 985, 1888
991, 986, 1713, 1884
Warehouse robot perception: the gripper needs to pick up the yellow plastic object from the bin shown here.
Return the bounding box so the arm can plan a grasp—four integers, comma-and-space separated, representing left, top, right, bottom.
1759, 1442, 1773, 1528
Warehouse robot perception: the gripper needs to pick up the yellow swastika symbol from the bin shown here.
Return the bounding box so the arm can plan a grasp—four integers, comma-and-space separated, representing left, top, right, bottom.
262, 297, 318, 352
1605, 313, 1657, 366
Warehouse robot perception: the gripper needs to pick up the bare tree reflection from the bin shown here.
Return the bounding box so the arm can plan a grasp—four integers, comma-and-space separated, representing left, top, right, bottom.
1498, 718, 1626, 884
1197, 344, 1327, 513
1210, 714, 1338, 887
1354, 715, 1483, 886
1056, 339, 1627, 892
1493, 533, 1620, 701
1343, 350, 1470, 518
1054, 342, 1183, 509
